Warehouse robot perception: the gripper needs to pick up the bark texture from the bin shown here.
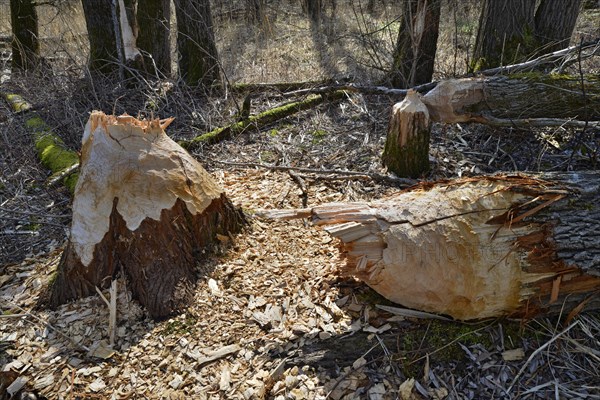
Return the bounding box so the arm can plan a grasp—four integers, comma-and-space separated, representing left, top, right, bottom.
390, 0, 441, 88
10, 0, 39, 70
422, 75, 600, 123
173, 0, 221, 87
50, 112, 246, 319
473, 0, 581, 70
473, 0, 536, 70
534, 0, 582, 54
263, 173, 600, 320
137, 0, 171, 76
382, 90, 431, 178
81, 0, 119, 74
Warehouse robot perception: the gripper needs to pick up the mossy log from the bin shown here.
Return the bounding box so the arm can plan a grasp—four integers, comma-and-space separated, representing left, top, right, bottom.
382, 90, 431, 178
261, 172, 600, 320
50, 112, 246, 319
422, 74, 600, 124
2, 92, 79, 192
180, 91, 346, 149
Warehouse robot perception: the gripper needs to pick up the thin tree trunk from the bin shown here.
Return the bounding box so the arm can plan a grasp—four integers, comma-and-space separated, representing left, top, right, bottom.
173, 0, 221, 88
137, 0, 171, 77
390, 0, 441, 88
534, 0, 582, 54
472, 0, 536, 71
81, 0, 119, 74
10, 0, 39, 70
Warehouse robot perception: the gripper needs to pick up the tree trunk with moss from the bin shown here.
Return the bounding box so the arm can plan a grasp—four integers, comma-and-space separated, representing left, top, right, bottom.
382, 90, 431, 178
389, 0, 441, 88
50, 112, 246, 319
173, 0, 221, 88
10, 0, 39, 70
137, 0, 171, 77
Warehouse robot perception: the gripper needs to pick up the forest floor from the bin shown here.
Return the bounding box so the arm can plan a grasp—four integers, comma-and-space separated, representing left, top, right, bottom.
1, 1, 600, 399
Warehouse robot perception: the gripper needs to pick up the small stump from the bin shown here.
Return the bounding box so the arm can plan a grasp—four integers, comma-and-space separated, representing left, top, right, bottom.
50, 112, 246, 318
382, 90, 431, 178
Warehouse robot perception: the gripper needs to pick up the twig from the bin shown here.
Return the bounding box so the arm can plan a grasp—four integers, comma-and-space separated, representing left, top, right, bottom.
507, 320, 580, 393
288, 170, 308, 208
208, 159, 416, 186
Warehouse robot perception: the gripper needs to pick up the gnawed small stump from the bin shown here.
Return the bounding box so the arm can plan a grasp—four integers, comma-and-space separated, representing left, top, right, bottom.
50, 112, 246, 319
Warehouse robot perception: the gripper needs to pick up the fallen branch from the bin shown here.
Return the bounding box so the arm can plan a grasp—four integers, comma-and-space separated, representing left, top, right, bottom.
208, 159, 417, 186
180, 91, 347, 148
1, 92, 80, 193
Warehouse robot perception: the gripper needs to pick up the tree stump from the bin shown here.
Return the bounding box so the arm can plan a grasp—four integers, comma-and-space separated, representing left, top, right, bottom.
262, 172, 600, 320
50, 112, 246, 319
382, 90, 431, 178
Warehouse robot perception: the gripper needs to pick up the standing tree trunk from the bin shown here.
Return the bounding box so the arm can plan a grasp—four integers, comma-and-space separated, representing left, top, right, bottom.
472, 0, 536, 71
81, 0, 119, 74
49, 112, 246, 319
137, 0, 171, 77
173, 0, 221, 88
10, 0, 39, 70
390, 0, 441, 88
472, 0, 581, 71
533, 0, 582, 54
382, 90, 431, 177
304, 0, 322, 24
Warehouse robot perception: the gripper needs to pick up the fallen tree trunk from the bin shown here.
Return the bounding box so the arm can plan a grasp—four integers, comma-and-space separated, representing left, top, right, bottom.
422, 74, 600, 123
261, 172, 600, 320
2, 92, 79, 192
50, 112, 246, 319
179, 91, 346, 148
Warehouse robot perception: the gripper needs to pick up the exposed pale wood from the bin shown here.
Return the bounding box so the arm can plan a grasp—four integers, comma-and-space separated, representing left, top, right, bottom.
50, 112, 246, 319
260, 172, 600, 320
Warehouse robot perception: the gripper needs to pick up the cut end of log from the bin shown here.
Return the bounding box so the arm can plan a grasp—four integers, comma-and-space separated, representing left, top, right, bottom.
263, 174, 600, 320
50, 112, 246, 319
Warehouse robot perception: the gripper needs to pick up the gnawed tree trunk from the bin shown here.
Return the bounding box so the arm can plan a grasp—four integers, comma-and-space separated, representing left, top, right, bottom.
382, 90, 430, 178
421, 75, 600, 124
50, 112, 246, 319
262, 172, 600, 320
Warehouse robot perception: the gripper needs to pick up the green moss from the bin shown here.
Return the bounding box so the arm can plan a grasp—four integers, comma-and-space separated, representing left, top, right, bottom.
5, 93, 32, 113
311, 129, 328, 144
162, 315, 198, 335
269, 129, 279, 137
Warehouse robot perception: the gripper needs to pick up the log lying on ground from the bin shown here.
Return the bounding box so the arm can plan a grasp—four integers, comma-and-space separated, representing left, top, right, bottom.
50, 112, 246, 319
179, 91, 346, 148
2, 92, 79, 192
422, 75, 600, 125
261, 172, 600, 320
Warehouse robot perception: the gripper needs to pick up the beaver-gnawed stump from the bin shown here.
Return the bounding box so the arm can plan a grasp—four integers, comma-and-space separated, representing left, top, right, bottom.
50, 111, 246, 319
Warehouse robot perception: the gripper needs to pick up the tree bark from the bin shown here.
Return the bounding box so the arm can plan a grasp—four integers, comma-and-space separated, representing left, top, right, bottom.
382, 90, 431, 178
137, 0, 171, 77
262, 172, 600, 320
10, 0, 39, 70
81, 0, 119, 74
390, 0, 441, 88
472, 0, 536, 71
49, 112, 246, 319
533, 0, 582, 55
173, 0, 221, 88
421, 75, 600, 123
